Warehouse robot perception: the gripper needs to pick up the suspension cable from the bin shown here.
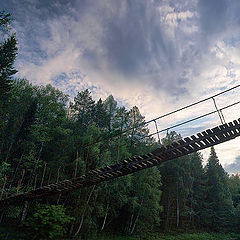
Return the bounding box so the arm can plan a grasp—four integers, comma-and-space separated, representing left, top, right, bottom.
147, 84, 240, 124
99, 98, 240, 165
154, 120, 161, 144
85, 84, 240, 148
212, 97, 224, 124
220, 110, 226, 124
144, 99, 240, 140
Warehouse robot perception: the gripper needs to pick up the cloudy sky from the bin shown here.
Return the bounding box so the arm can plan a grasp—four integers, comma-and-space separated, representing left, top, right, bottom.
2, 0, 240, 173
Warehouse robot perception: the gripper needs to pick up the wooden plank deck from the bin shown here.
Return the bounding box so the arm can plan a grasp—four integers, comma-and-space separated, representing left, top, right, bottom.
1, 119, 240, 206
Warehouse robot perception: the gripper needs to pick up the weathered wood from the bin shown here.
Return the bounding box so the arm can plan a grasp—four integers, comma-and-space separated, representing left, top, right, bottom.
2, 118, 240, 206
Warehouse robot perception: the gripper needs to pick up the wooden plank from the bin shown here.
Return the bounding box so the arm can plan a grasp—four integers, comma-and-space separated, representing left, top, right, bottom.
170, 148, 182, 156
223, 124, 233, 137
196, 132, 203, 138
202, 131, 215, 144
218, 125, 228, 138
150, 159, 159, 164
211, 127, 223, 140
233, 120, 239, 127
178, 139, 187, 145
191, 135, 206, 148
206, 129, 219, 142
156, 150, 170, 159
227, 122, 237, 136
213, 127, 226, 141
182, 144, 194, 152
197, 133, 210, 145
172, 140, 189, 154
184, 137, 200, 150
141, 162, 148, 167
146, 160, 155, 165
212, 126, 221, 133
171, 142, 180, 148
4, 119, 240, 204
153, 156, 163, 162
158, 146, 167, 152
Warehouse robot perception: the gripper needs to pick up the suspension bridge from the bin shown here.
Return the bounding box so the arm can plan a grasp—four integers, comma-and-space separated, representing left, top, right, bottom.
1, 85, 240, 206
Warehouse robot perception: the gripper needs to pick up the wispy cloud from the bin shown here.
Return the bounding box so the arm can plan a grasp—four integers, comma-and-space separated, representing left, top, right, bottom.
225, 155, 240, 174
2, 0, 240, 173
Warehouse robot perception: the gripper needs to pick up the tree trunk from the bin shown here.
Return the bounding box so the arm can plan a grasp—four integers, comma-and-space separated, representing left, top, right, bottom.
8, 153, 24, 192
56, 193, 62, 204
40, 162, 46, 187
176, 183, 179, 228
130, 198, 143, 234
28, 142, 44, 187
165, 194, 170, 231
21, 201, 28, 223
131, 213, 139, 234
128, 213, 134, 233
73, 151, 78, 179
101, 203, 109, 231
0, 210, 5, 224
5, 141, 13, 162
74, 185, 95, 236
0, 176, 7, 200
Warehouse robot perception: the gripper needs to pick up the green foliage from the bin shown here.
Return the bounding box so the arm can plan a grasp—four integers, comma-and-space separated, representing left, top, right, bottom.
25, 204, 74, 240
0, 11, 18, 145
0, 11, 18, 102
99, 232, 240, 240
202, 147, 233, 231
0, 11, 12, 31
159, 132, 205, 230
2, 79, 240, 238
153, 232, 240, 240
1, 11, 240, 238
0, 161, 10, 177
229, 174, 240, 207
6, 205, 22, 219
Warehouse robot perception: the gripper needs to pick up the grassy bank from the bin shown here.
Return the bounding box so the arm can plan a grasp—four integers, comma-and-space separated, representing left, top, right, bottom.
99, 232, 240, 240
2, 231, 240, 239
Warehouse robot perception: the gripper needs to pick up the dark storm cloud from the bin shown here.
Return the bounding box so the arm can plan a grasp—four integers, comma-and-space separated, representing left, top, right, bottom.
225, 156, 240, 174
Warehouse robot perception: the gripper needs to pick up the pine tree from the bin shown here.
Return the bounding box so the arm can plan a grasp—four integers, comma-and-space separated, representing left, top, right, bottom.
93, 98, 109, 129
0, 12, 18, 103
70, 89, 95, 131
0, 12, 18, 153
186, 152, 205, 228
203, 147, 233, 231
228, 174, 240, 232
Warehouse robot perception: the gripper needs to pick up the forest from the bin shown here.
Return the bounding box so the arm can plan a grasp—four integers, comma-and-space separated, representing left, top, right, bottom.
1, 11, 240, 240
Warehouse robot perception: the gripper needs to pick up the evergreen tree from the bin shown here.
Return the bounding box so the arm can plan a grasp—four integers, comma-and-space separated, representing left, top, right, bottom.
0, 12, 18, 150
229, 174, 240, 208
127, 167, 162, 234
203, 147, 233, 231
93, 98, 109, 129
187, 152, 205, 228
70, 89, 95, 130
159, 132, 205, 230
0, 12, 17, 103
